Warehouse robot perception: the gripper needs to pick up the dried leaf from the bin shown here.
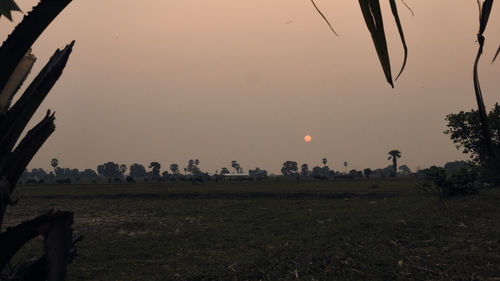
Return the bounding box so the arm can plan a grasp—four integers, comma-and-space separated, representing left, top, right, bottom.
310, 0, 338, 36
399, 0, 414, 16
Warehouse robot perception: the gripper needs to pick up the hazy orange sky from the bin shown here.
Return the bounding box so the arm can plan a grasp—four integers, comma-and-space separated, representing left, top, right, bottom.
1, 0, 500, 173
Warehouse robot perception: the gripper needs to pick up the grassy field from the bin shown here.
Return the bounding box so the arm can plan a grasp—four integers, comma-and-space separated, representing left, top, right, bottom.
2, 179, 500, 280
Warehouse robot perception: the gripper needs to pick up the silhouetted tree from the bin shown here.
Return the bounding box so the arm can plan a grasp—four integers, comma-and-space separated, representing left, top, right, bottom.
444, 160, 470, 174
119, 164, 127, 177
281, 161, 298, 176
363, 168, 372, 178
101, 162, 120, 179
249, 167, 267, 178
80, 168, 97, 180
96, 164, 104, 176
186, 159, 201, 175
344, 161, 348, 173
220, 167, 230, 175
50, 158, 58, 174
349, 169, 363, 178
399, 164, 411, 176
387, 150, 401, 177
322, 158, 327, 166
231, 160, 241, 174
129, 163, 147, 178
311, 165, 329, 179
149, 161, 161, 179
170, 163, 179, 175
301, 163, 309, 176
445, 104, 500, 166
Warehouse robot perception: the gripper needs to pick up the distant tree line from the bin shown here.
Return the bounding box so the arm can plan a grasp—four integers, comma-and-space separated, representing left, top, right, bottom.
19, 154, 469, 185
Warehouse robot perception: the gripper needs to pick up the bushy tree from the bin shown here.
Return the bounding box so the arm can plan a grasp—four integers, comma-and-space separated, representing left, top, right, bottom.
281, 161, 298, 176
399, 164, 411, 176
129, 163, 147, 178
149, 162, 161, 179
444, 161, 470, 174
80, 168, 98, 180
119, 164, 127, 177
349, 169, 363, 178
100, 162, 120, 179
363, 168, 372, 178
444, 103, 500, 164
231, 160, 242, 174
301, 163, 309, 176
170, 163, 179, 175
186, 159, 201, 175
249, 167, 267, 178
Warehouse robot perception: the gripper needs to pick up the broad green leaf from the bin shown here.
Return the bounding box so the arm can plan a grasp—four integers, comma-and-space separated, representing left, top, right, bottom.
359, 0, 394, 87
310, 0, 338, 36
0, 0, 21, 21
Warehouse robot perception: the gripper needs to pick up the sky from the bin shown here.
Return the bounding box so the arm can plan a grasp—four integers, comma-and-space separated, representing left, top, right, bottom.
1, 0, 500, 174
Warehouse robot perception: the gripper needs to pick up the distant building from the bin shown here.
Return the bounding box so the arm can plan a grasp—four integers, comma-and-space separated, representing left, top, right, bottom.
223, 173, 250, 179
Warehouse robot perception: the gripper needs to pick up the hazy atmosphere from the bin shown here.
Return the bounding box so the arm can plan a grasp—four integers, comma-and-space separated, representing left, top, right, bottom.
2, 0, 499, 173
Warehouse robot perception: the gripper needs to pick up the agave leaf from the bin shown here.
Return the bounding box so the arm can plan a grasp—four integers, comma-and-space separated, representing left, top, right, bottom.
0, 0, 21, 21
389, 0, 408, 80
359, 0, 393, 87
310, 0, 338, 36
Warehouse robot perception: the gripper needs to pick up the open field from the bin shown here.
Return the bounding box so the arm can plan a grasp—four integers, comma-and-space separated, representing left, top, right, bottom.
3, 179, 500, 280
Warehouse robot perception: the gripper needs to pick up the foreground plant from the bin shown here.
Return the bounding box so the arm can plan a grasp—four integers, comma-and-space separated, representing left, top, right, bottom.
0, 0, 80, 280
416, 166, 484, 200
312, 0, 500, 181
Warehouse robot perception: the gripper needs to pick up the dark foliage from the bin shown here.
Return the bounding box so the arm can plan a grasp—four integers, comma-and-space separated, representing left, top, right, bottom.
444, 103, 500, 164
416, 166, 484, 199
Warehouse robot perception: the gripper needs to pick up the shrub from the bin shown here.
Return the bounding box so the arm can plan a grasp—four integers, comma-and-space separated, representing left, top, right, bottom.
416, 166, 484, 199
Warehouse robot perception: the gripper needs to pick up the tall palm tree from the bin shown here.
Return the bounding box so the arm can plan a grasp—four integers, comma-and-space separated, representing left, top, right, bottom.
387, 150, 401, 177
50, 158, 58, 174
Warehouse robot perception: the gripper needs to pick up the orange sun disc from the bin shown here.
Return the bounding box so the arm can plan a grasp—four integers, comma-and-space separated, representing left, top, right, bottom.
304, 135, 312, 143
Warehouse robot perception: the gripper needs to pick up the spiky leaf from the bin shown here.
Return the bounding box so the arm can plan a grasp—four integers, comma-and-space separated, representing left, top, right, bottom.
359, 0, 394, 87
389, 0, 408, 80
0, 0, 21, 21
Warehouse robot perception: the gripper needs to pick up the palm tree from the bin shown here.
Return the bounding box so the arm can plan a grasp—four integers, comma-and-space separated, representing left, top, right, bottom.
50, 158, 58, 174
231, 160, 240, 174
322, 158, 327, 166
387, 150, 402, 177
0, 1, 78, 279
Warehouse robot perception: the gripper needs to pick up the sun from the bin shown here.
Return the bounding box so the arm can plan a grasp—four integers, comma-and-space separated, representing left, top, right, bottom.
304, 135, 312, 143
